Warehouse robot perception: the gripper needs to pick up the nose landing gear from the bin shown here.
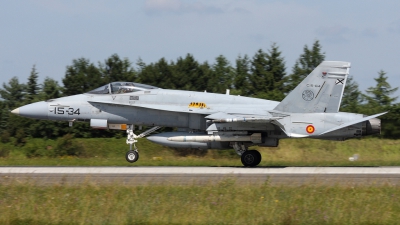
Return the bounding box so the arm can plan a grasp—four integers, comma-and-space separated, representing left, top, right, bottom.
125, 125, 161, 163
126, 150, 139, 163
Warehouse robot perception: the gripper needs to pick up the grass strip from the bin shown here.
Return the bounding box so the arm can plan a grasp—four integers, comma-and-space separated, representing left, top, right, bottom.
1, 137, 400, 166
0, 180, 399, 225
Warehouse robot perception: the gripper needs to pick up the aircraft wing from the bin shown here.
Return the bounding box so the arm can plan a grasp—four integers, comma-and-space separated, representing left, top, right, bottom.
88, 100, 207, 114
88, 100, 279, 117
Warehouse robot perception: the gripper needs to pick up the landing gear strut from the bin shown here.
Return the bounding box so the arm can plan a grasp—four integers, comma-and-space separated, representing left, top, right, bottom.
232, 142, 247, 156
125, 125, 161, 163
233, 142, 262, 167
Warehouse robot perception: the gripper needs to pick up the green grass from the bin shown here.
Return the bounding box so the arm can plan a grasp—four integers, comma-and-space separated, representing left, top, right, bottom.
1, 138, 400, 224
1, 181, 399, 225
0, 137, 400, 166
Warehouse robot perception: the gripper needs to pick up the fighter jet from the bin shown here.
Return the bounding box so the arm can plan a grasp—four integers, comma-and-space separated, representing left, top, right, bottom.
11, 61, 385, 167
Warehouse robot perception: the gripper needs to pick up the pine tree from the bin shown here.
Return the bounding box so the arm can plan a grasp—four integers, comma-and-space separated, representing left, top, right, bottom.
26, 65, 39, 104
211, 55, 233, 93
363, 70, 399, 138
197, 62, 212, 92
62, 58, 103, 96
285, 40, 325, 94
137, 58, 175, 89
0, 77, 25, 108
340, 75, 363, 113
156, 58, 175, 89
248, 44, 286, 100
365, 70, 398, 108
249, 49, 269, 96
40, 77, 61, 100
99, 54, 137, 83
233, 54, 251, 96
381, 103, 400, 139
173, 54, 200, 91
264, 43, 286, 100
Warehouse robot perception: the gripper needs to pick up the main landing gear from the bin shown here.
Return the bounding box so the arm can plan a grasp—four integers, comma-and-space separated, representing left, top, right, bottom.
125, 125, 161, 163
233, 142, 262, 167
241, 150, 262, 167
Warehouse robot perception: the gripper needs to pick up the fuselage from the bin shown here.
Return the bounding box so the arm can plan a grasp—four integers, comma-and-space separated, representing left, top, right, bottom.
13, 87, 380, 141
19, 89, 280, 130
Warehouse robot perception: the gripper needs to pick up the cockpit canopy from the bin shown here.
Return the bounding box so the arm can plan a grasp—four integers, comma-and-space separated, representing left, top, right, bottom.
87, 82, 160, 94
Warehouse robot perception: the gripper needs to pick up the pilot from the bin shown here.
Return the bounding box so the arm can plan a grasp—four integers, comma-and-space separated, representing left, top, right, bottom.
125, 88, 134, 93
116, 87, 123, 94
117, 87, 134, 94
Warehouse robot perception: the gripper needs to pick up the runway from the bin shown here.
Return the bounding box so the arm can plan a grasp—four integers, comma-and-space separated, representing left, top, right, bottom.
1, 166, 400, 186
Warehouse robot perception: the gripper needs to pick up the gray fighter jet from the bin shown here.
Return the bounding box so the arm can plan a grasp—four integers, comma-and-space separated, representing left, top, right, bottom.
11, 61, 385, 166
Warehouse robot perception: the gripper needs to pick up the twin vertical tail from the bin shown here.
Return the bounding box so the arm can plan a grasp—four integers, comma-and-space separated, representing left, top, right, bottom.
274, 61, 351, 113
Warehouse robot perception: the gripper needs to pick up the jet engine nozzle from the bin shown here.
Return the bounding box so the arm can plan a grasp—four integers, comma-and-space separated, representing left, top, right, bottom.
362, 117, 381, 136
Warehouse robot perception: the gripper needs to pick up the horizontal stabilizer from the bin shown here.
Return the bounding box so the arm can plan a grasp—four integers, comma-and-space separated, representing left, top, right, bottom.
320, 112, 387, 135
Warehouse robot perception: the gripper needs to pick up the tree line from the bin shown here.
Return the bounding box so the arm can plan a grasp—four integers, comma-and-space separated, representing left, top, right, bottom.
0, 40, 399, 143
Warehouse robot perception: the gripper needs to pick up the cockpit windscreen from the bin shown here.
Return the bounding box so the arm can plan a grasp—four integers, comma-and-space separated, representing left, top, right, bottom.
87, 82, 159, 94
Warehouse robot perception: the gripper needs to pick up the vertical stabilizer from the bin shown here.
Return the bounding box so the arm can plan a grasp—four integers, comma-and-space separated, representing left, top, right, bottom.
274, 61, 350, 113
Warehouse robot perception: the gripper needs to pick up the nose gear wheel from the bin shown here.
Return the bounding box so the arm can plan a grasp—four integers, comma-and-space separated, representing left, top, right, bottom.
126, 150, 139, 163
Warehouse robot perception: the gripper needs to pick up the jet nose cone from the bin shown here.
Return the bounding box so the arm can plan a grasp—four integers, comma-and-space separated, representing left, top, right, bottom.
13, 101, 48, 120
11, 108, 20, 115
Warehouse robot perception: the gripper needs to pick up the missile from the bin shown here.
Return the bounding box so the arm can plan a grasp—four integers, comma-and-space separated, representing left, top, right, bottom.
208, 117, 283, 123
147, 132, 262, 149
167, 133, 261, 143
146, 132, 208, 149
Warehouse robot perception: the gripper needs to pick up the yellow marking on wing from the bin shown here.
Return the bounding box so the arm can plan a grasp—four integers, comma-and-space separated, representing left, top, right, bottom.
188, 102, 207, 108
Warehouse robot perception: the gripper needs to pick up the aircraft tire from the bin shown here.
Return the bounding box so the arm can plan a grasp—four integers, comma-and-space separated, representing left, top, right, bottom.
126, 150, 139, 163
241, 150, 262, 167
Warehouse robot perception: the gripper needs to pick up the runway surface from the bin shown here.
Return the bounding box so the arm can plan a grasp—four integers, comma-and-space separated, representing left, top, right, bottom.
1, 166, 400, 186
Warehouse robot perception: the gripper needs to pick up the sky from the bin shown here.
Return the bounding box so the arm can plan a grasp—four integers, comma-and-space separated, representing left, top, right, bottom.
1, 0, 400, 97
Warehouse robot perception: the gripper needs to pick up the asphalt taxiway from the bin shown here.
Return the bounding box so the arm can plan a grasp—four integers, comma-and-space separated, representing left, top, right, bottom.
1, 166, 399, 186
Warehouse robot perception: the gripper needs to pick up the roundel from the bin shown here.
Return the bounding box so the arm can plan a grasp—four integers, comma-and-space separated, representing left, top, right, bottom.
302, 90, 314, 101
306, 125, 315, 134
